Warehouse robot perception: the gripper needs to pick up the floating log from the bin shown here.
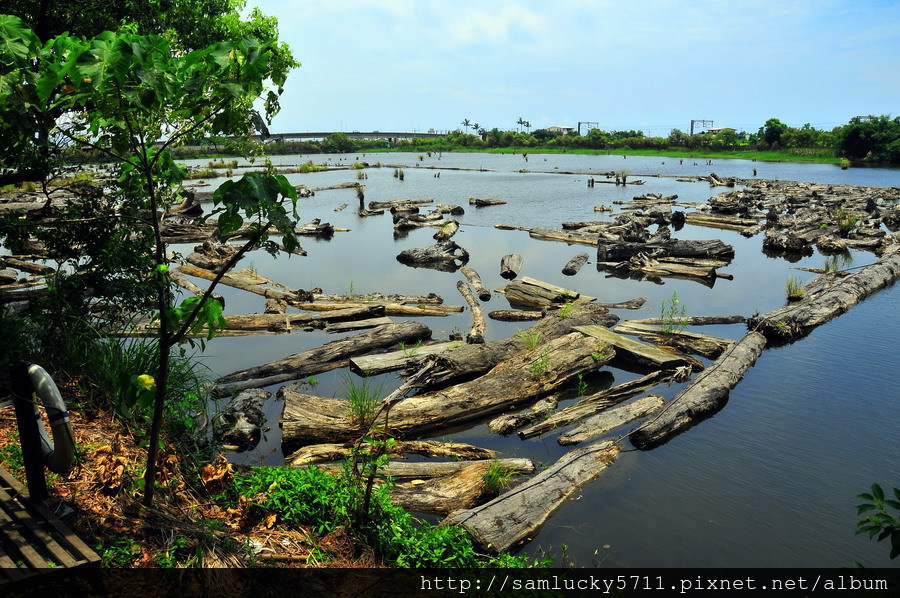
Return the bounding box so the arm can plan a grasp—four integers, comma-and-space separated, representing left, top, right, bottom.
295, 302, 461, 317
222, 305, 384, 331
326, 316, 394, 332
295, 218, 337, 236
281, 332, 615, 444
488, 396, 558, 435
629, 331, 767, 450
264, 298, 287, 314
459, 267, 491, 301
176, 264, 310, 304
469, 198, 507, 207
391, 461, 529, 515
499, 253, 523, 280
597, 253, 721, 282
311, 291, 444, 305
215, 320, 432, 394
185, 240, 241, 271
285, 439, 497, 466
748, 247, 900, 341
594, 297, 648, 310
503, 276, 595, 309
432, 219, 459, 241
684, 212, 761, 232
212, 388, 270, 451
518, 370, 679, 440
0, 257, 53, 275
527, 227, 600, 248
613, 321, 732, 360
597, 238, 735, 262
488, 309, 543, 321
396, 241, 469, 271
392, 306, 619, 396
573, 324, 694, 370
435, 203, 465, 215
562, 252, 590, 276
456, 281, 486, 344
444, 441, 621, 553
368, 198, 432, 209
558, 395, 665, 446
303, 458, 534, 481
623, 315, 746, 326
348, 341, 464, 376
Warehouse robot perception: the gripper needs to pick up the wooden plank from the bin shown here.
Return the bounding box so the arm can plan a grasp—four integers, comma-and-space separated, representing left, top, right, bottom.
558, 395, 665, 445
574, 324, 691, 369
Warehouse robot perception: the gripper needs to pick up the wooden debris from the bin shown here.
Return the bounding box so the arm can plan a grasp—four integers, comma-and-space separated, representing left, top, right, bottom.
518, 370, 678, 439
488, 396, 558, 435
597, 238, 735, 262
573, 325, 694, 370
558, 395, 665, 445
432, 219, 459, 241
459, 267, 492, 301
325, 316, 394, 332
396, 241, 469, 271
215, 320, 432, 394
221, 306, 384, 331
500, 253, 523, 280
295, 218, 338, 236
0, 257, 52, 275
391, 461, 526, 515
488, 310, 543, 321
456, 281, 486, 344
444, 441, 621, 553
562, 252, 590, 276
285, 439, 497, 466
629, 331, 767, 450
613, 321, 733, 360
368, 198, 432, 209
348, 341, 464, 376
503, 276, 595, 309
469, 198, 507, 207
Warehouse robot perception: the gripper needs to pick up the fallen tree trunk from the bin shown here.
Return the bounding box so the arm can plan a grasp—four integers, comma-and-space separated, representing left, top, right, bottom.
222, 305, 384, 331
558, 395, 665, 446
348, 341, 464, 376
518, 370, 679, 439
459, 267, 492, 301
396, 241, 469, 271
325, 316, 394, 332
500, 253, 523, 279
469, 198, 507, 207
215, 320, 432, 394
598, 253, 721, 282
444, 441, 622, 553
391, 461, 529, 515
613, 321, 735, 359
503, 276, 595, 309
562, 252, 590, 276
488, 395, 558, 435
285, 439, 497, 466
629, 331, 767, 450
597, 238, 735, 262
281, 332, 615, 444
456, 281, 486, 344
748, 248, 900, 341
488, 309, 543, 321
368, 198, 432, 209
573, 324, 694, 370
433, 219, 459, 241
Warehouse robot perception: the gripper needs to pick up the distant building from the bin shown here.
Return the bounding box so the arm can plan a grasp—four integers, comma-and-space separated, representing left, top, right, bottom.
547, 125, 575, 135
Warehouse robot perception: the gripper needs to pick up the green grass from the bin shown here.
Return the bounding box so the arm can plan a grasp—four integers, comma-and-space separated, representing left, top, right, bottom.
344, 374, 382, 426
482, 460, 514, 494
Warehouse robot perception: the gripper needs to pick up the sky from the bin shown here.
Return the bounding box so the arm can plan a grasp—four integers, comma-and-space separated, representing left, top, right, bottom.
249, 0, 900, 136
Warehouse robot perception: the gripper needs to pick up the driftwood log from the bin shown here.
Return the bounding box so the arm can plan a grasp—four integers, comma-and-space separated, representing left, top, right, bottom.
285, 439, 497, 466
518, 369, 678, 440
469, 198, 507, 207
281, 332, 615, 444
629, 331, 767, 450
488, 396, 558, 435
432, 219, 459, 241
597, 238, 735, 262
396, 241, 469, 271
391, 461, 531, 514
444, 441, 622, 553
500, 253, 523, 279
456, 281, 486, 344
558, 395, 665, 446
574, 324, 694, 370
562, 252, 590, 276
215, 320, 432, 394
221, 305, 384, 331
459, 267, 492, 301
748, 247, 900, 341
503, 276, 595, 309
348, 341, 464, 376
488, 309, 543, 321
613, 321, 734, 360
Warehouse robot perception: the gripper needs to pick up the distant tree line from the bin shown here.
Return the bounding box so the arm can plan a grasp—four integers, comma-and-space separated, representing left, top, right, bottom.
204, 116, 900, 165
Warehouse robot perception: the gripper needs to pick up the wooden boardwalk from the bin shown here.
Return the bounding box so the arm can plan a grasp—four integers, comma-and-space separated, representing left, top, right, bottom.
0, 465, 100, 584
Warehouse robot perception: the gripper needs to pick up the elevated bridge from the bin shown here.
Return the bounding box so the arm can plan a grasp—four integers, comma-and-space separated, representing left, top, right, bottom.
254, 131, 443, 142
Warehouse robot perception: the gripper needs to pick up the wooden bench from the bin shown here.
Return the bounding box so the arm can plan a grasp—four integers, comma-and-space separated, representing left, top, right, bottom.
0, 466, 100, 584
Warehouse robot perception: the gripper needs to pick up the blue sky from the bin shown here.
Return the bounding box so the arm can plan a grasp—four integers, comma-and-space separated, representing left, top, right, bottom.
251, 0, 900, 136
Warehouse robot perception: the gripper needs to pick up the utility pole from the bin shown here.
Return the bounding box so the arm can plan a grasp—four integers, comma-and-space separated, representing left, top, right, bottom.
690, 119, 714, 135
578, 121, 599, 135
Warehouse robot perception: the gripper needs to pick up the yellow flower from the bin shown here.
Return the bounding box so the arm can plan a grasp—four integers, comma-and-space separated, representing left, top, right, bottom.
137, 374, 155, 390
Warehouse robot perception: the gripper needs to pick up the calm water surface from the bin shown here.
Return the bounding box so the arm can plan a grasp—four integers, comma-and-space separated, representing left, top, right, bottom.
183, 152, 899, 568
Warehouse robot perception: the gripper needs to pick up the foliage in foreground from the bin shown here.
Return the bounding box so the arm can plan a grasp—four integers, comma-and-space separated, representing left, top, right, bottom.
856, 483, 900, 560
230, 465, 547, 568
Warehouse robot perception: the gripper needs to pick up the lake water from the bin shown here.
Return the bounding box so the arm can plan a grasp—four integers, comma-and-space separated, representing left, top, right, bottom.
182, 151, 900, 568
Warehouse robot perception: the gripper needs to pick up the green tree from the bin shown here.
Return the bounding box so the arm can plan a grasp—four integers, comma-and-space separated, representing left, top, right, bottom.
0, 15, 300, 506
835, 115, 900, 164
323, 132, 354, 153
760, 117, 788, 148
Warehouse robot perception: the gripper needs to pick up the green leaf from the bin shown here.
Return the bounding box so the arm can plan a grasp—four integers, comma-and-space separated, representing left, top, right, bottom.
872, 484, 885, 501
217, 211, 243, 235
857, 504, 878, 515
0, 15, 39, 66
885, 499, 900, 511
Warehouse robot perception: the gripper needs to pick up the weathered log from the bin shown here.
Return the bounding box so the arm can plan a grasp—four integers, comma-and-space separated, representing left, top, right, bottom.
296, 302, 461, 317
219, 306, 384, 331
394, 306, 619, 395
396, 241, 469, 271
391, 461, 527, 514
562, 252, 590, 276
325, 316, 394, 332
623, 315, 747, 326
499, 253, 523, 280
629, 331, 767, 450
748, 247, 900, 341
573, 325, 694, 370
444, 441, 621, 553
264, 298, 287, 314
613, 321, 733, 360
597, 238, 735, 262
487, 309, 543, 321
503, 276, 595, 309
435, 203, 465, 215
456, 281, 486, 344
595, 297, 648, 310
432, 219, 459, 241
285, 439, 497, 466
684, 212, 761, 232
368, 198, 432, 209
598, 253, 720, 282
176, 264, 310, 304
459, 267, 492, 301
469, 198, 507, 207
527, 227, 601, 247
0, 257, 53, 275
215, 320, 432, 394
281, 332, 615, 444
348, 341, 464, 376
295, 218, 337, 236
558, 395, 665, 445
311, 291, 444, 305
185, 239, 242, 271
518, 370, 678, 440
488, 396, 558, 435
307, 459, 534, 481
211, 388, 271, 451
